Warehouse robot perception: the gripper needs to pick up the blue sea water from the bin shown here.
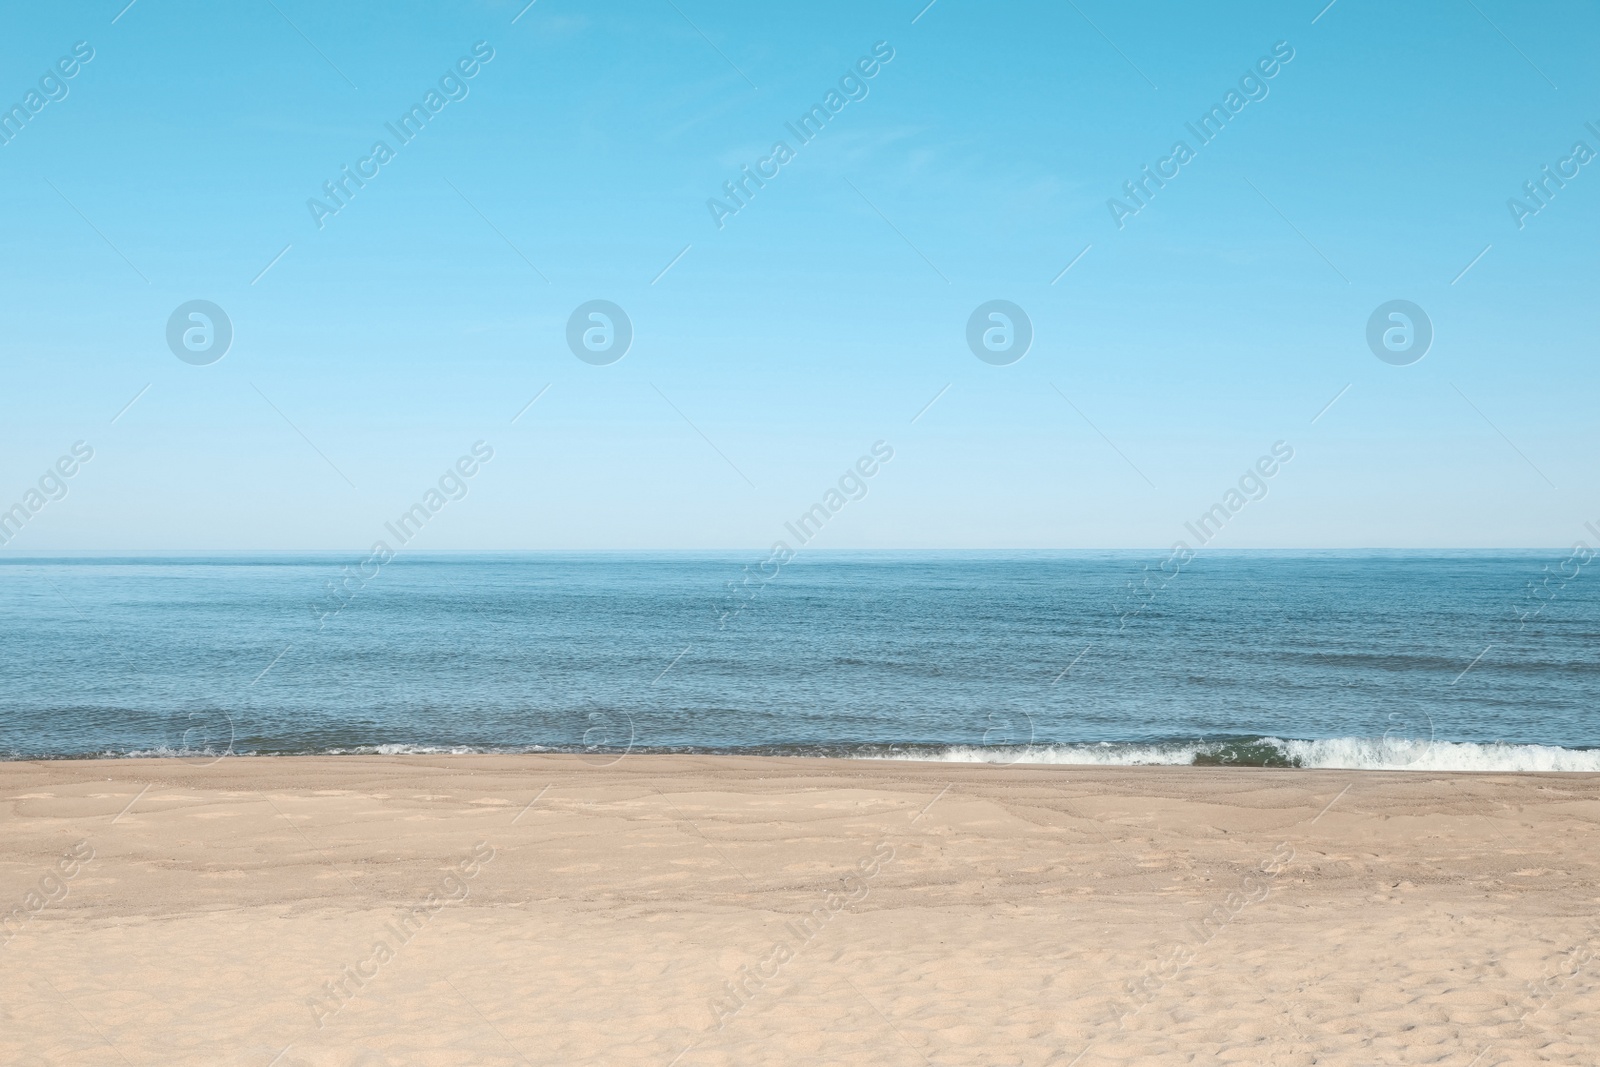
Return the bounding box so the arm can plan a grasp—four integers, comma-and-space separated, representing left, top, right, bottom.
2, 552, 1597, 770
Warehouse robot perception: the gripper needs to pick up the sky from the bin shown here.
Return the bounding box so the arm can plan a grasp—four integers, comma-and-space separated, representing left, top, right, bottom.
1, 0, 1597, 551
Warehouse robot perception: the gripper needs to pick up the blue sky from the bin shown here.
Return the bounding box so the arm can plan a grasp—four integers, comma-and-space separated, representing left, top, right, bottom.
1, 0, 1596, 549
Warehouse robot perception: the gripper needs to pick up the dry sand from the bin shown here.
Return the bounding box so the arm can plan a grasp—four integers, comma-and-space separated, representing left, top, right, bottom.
1, 755, 1597, 1066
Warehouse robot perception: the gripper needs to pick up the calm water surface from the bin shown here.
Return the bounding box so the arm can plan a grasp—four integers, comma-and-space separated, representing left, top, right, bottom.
2, 552, 1596, 770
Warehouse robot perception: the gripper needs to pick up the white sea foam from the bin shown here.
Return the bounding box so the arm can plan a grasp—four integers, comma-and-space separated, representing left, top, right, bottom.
1276, 737, 1600, 773
862, 737, 1600, 772
51, 737, 1600, 773
109, 746, 225, 759
869, 743, 1203, 767
347, 744, 480, 756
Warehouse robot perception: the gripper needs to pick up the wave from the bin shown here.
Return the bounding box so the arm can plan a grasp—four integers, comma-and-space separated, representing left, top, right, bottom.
861, 736, 1600, 772
9, 736, 1598, 772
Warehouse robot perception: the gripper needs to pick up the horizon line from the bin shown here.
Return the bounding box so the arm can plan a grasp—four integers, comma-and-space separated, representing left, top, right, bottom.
0, 546, 1581, 556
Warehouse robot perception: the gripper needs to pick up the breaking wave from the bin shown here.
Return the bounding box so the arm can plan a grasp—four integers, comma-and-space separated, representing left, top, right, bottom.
861, 736, 1600, 772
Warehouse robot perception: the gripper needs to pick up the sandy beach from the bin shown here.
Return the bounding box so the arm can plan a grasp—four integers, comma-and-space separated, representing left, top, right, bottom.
1, 755, 1596, 1066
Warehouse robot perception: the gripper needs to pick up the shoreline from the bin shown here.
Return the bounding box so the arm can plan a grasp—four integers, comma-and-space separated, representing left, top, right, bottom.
4, 743, 1599, 774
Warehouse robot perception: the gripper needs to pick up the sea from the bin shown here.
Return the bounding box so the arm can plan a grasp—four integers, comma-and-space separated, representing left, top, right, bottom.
2, 552, 1598, 771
